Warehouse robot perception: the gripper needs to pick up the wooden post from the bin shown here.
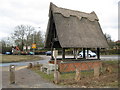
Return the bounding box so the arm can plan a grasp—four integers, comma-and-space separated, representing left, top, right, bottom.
27, 63, 33, 69
75, 48, 78, 60
86, 48, 89, 59
9, 65, 15, 84
83, 48, 86, 59
94, 66, 100, 78
73, 48, 75, 59
53, 49, 60, 84
62, 48, 65, 60
97, 48, 100, 60
51, 42, 54, 60
75, 68, 81, 81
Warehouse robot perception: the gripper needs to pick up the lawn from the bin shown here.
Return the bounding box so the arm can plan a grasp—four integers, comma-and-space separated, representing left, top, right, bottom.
32, 60, 119, 88
0, 55, 43, 63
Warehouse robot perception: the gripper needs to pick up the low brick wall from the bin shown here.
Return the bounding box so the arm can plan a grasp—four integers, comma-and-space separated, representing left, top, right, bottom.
58, 60, 102, 73
48, 60, 61, 64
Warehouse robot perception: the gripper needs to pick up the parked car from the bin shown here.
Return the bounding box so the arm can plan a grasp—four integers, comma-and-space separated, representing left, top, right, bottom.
79, 50, 96, 57
20, 51, 28, 55
46, 51, 52, 55
5, 52, 11, 55
28, 52, 35, 55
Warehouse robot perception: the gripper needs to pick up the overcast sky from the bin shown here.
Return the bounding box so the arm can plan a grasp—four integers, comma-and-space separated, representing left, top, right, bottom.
0, 0, 119, 41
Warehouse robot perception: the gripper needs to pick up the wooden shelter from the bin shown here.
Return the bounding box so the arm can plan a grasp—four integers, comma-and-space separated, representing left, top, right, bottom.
45, 3, 109, 60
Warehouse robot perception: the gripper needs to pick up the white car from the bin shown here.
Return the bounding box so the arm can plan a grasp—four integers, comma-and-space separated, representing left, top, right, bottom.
46, 51, 52, 55
79, 50, 96, 57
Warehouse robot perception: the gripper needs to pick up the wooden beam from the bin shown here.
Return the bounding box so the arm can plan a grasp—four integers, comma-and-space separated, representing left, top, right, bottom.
73, 48, 75, 58
97, 48, 100, 60
86, 48, 89, 59
75, 48, 78, 60
62, 48, 65, 60
83, 48, 86, 59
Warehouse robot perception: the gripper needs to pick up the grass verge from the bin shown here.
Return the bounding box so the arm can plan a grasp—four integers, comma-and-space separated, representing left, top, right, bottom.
32, 60, 118, 88
1, 55, 43, 63
32, 68, 54, 81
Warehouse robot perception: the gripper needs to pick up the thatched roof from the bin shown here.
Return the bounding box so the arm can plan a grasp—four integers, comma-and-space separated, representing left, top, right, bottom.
45, 3, 109, 48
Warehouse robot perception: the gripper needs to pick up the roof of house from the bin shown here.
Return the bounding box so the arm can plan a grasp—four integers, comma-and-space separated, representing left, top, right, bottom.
45, 3, 109, 48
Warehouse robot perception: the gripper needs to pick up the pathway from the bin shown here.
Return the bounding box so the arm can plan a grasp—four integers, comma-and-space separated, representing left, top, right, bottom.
2, 66, 65, 88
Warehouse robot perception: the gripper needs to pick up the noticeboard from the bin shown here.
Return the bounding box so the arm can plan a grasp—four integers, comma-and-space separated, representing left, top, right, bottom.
53, 50, 58, 58
32, 44, 36, 49
27, 46, 31, 50
23, 46, 26, 50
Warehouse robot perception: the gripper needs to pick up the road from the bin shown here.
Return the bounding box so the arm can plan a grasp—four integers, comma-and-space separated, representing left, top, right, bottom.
100, 55, 118, 60
0, 55, 50, 67
57, 55, 118, 61
0, 55, 118, 67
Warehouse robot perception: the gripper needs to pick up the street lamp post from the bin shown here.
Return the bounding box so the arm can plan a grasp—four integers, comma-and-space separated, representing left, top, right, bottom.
32, 32, 35, 55
32, 27, 41, 55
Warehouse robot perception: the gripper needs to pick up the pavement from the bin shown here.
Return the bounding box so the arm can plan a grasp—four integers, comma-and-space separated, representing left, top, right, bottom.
2, 66, 65, 88
1, 55, 66, 88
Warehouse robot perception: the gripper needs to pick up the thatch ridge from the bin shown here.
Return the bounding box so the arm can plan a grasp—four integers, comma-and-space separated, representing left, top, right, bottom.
50, 2, 99, 21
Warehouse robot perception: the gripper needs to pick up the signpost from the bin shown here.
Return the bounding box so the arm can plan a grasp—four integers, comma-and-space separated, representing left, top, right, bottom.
32, 44, 36, 49
27, 46, 31, 50
53, 48, 59, 84
53, 49, 58, 72
23, 46, 26, 50
32, 44, 36, 55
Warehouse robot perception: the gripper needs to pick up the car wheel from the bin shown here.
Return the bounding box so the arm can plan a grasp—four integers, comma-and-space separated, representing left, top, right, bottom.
88, 54, 91, 57
79, 54, 82, 57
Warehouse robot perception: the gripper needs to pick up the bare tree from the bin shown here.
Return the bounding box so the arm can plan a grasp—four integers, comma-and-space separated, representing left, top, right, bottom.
11, 24, 44, 51
11, 25, 35, 50
104, 33, 115, 49
104, 33, 112, 42
34, 31, 44, 48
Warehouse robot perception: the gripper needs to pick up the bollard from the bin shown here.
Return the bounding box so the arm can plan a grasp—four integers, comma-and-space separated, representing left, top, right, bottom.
9, 65, 15, 84
28, 63, 33, 69
75, 68, 81, 82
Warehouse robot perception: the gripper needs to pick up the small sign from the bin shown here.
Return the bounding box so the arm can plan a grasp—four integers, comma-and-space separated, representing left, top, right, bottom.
27, 46, 31, 50
23, 46, 26, 50
32, 44, 36, 49
11, 65, 15, 68
53, 50, 58, 58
